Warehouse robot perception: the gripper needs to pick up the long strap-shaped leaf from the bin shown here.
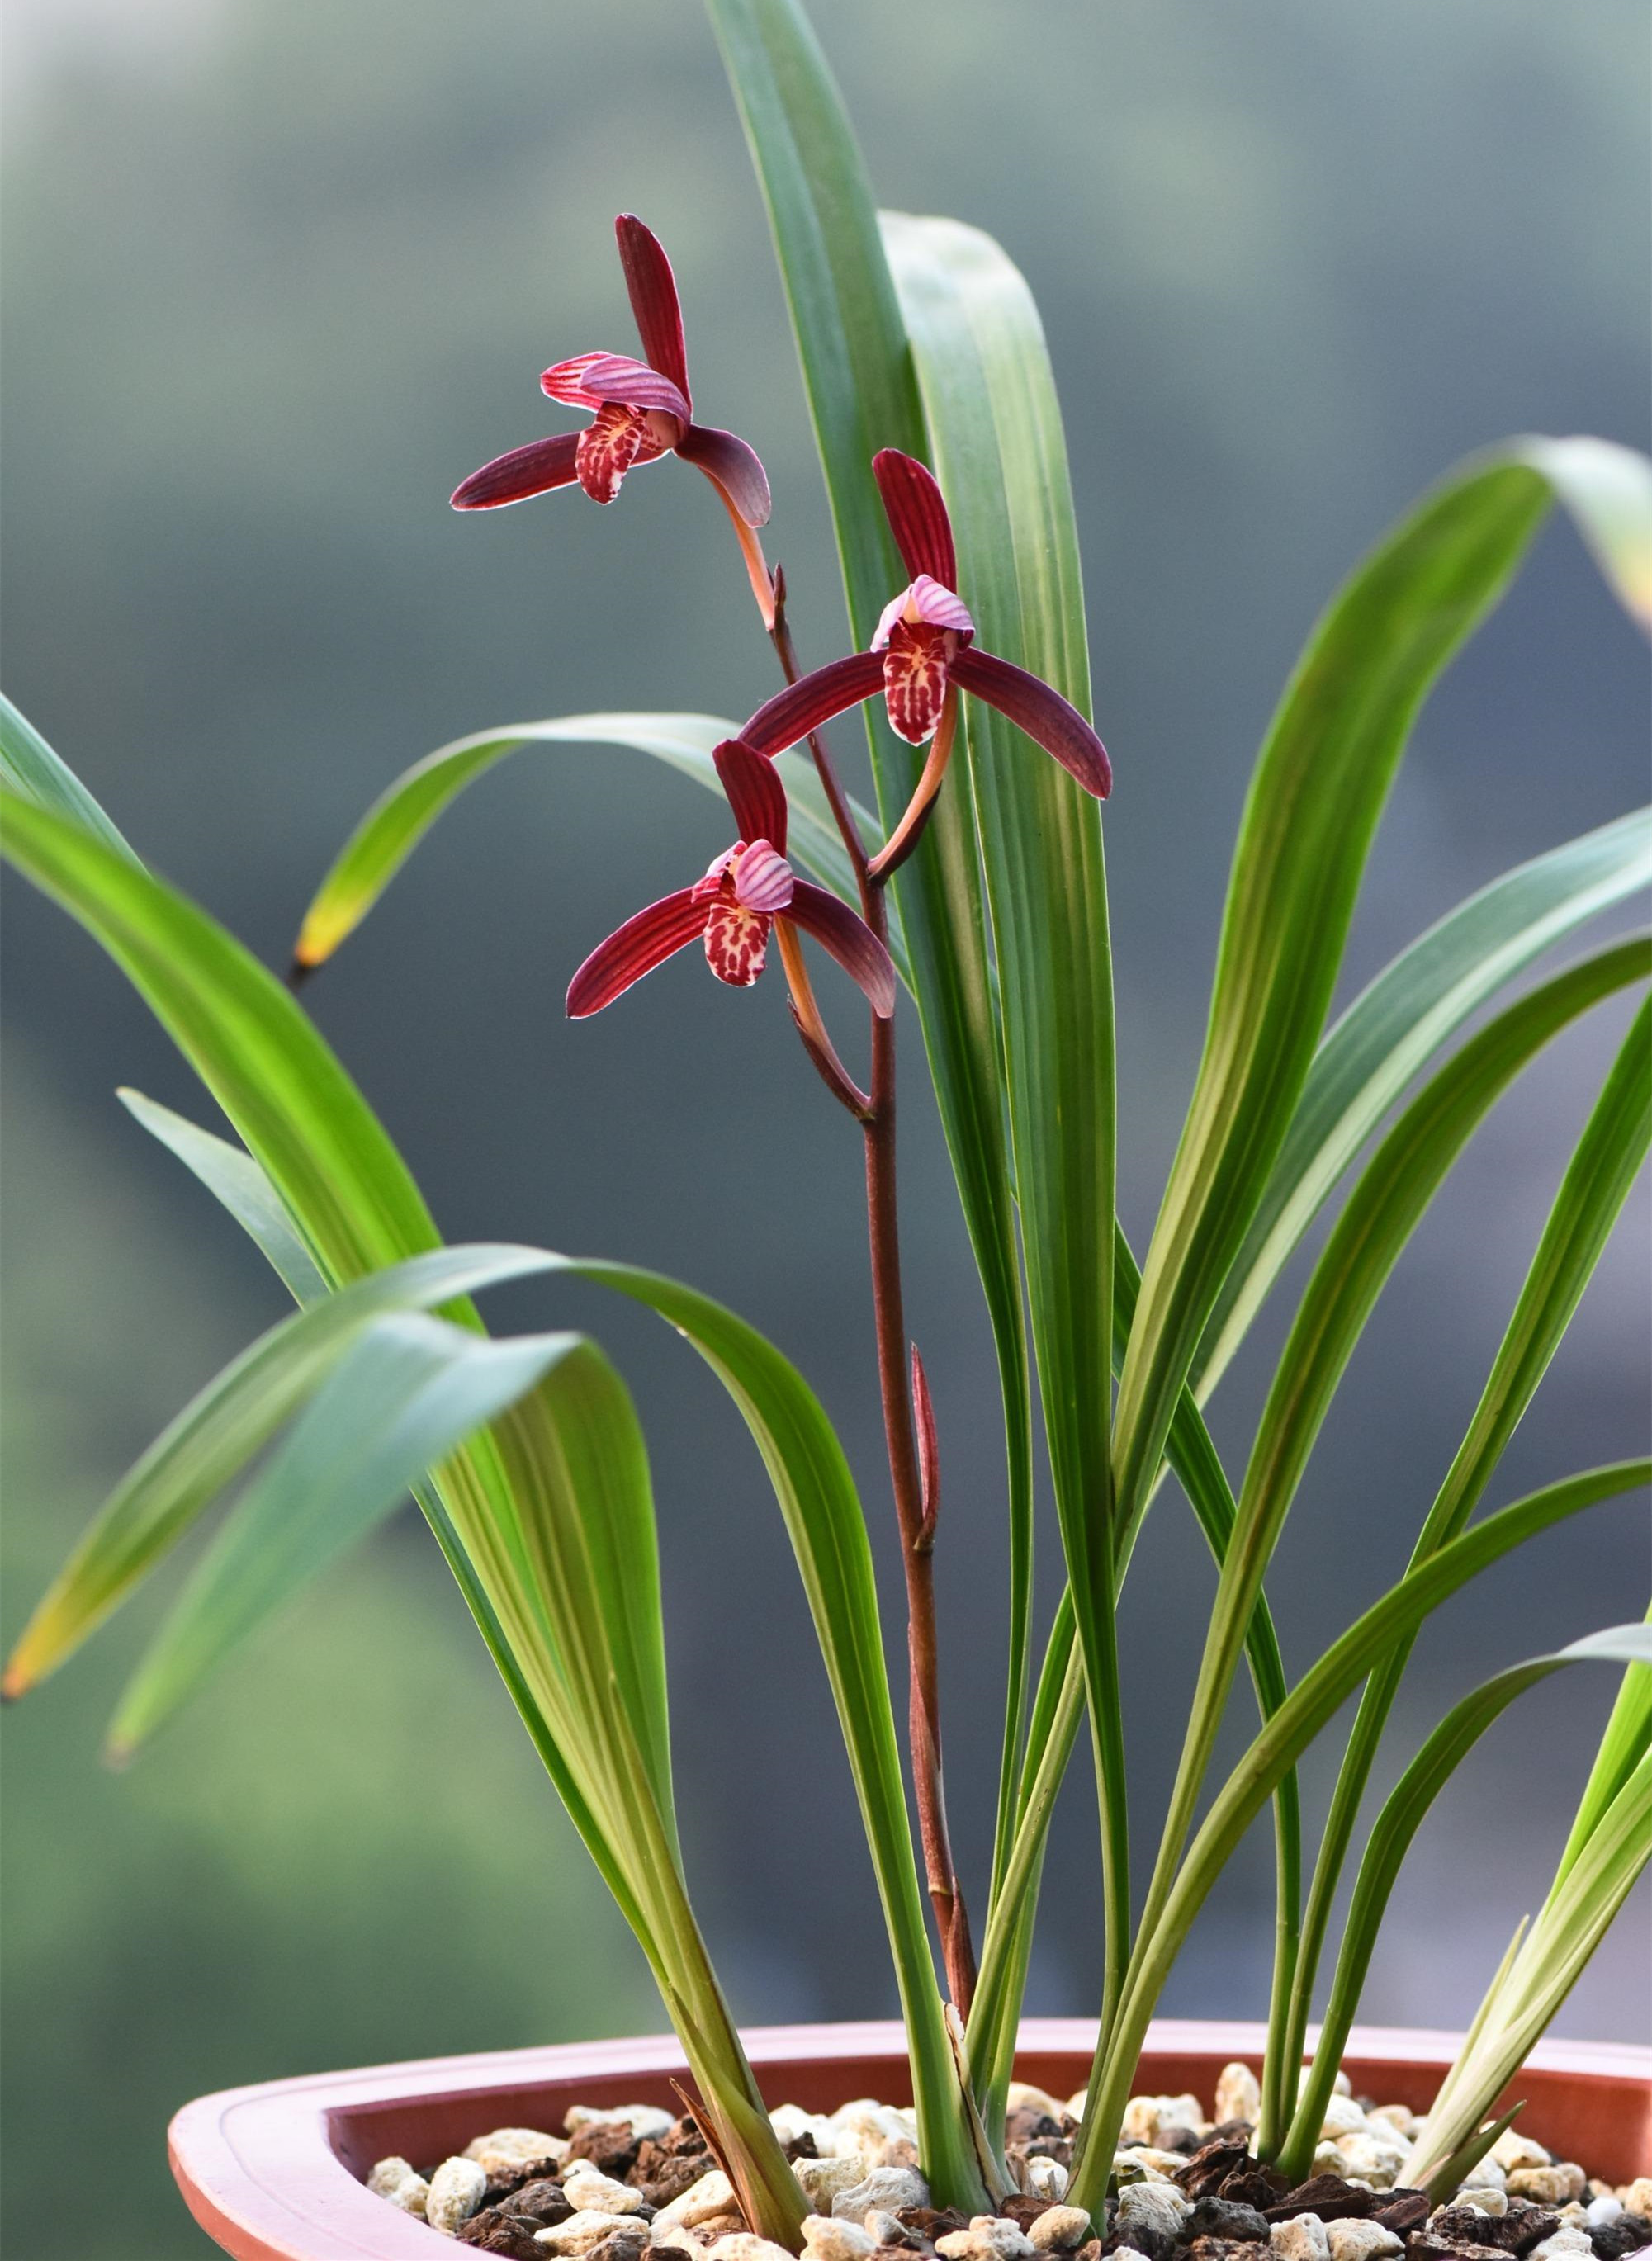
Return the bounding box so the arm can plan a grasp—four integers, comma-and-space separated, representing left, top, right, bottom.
0, 773, 804, 2234
290, 712, 899, 981
0, 688, 140, 864
1063, 1454, 1652, 2207
1130, 936, 1650, 2029
1114, 437, 1652, 1538
1268, 988, 1652, 2155
706, 2, 1035, 2031
1196, 804, 1652, 1398
883, 210, 1126, 2038
1280, 1620, 1652, 2179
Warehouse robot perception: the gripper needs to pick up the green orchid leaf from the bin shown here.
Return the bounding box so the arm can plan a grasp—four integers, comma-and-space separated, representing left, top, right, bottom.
1197, 806, 1652, 1399
107, 1314, 590, 1758
1127, 935, 1649, 2088
1115, 437, 1652, 1541
291, 712, 895, 982
117, 1086, 329, 1305
1067, 1454, 1652, 2206
0, 688, 140, 864
1276, 1620, 1652, 2179
883, 209, 1123, 2036
1272, 989, 1652, 2124
708, 15, 1033, 2079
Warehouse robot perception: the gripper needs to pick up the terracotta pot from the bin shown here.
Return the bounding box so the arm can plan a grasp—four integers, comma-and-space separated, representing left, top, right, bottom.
168, 2019, 1651, 2261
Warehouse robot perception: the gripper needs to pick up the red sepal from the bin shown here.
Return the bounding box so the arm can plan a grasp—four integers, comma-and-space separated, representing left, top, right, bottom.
676, 424, 773, 527
873, 450, 957, 588
451, 433, 582, 510
741, 650, 885, 758
566, 887, 708, 1015
783, 882, 897, 1018
950, 646, 1112, 798
714, 739, 789, 854
614, 215, 691, 406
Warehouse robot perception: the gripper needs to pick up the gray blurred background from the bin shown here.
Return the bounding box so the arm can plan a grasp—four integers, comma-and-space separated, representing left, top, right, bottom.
2, 2, 1649, 2253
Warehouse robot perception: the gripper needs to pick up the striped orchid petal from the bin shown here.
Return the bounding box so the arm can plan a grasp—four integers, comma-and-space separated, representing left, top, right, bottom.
873, 449, 958, 588
554, 353, 691, 431
540, 352, 619, 411
871, 575, 975, 648
731, 840, 794, 914
450, 433, 582, 511
714, 739, 789, 853
675, 423, 773, 528
950, 646, 1112, 798
741, 650, 885, 758
615, 214, 691, 405
783, 883, 897, 1018
566, 887, 708, 1017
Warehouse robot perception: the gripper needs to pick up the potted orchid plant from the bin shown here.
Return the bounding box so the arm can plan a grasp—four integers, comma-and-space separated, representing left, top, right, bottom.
2, 1, 1649, 2254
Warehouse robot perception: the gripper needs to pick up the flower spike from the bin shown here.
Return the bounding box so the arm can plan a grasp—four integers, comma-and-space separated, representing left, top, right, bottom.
566, 740, 895, 1021
738, 450, 1110, 842
452, 217, 774, 616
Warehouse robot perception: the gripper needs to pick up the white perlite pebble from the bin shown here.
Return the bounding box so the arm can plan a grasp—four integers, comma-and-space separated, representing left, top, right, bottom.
1493, 2132, 1554, 2173
832, 2167, 930, 2223
1066, 2092, 1090, 2122
1126, 2150, 1188, 2180
1587, 2197, 1625, 2228
1462, 2159, 1508, 2192
833, 2102, 917, 2151
1022, 2156, 1068, 2202
1271, 2215, 1332, 2261
801, 2218, 875, 2261
1028, 2206, 1091, 2251
563, 2169, 651, 2216
1508, 2167, 1588, 2206
655, 2174, 739, 2235
797, 2158, 869, 2215
936, 2218, 1034, 2261
1366, 2105, 1419, 2141
427, 2156, 489, 2236
367, 2157, 428, 2216
566, 2104, 676, 2141
707, 2237, 794, 2261
1457, 2190, 1508, 2216
1320, 2097, 1367, 2139
539, 2213, 651, 2255
1116, 2182, 1192, 2240
1326, 2222, 1403, 2261
1619, 2180, 1652, 2217
1121, 2093, 1205, 2147
468, 2126, 568, 2165
1527, 2235, 1593, 2261
773, 2107, 840, 2157
866, 2213, 911, 2246
1006, 2082, 1067, 2124
1335, 2134, 1404, 2189
1215, 2064, 1262, 2127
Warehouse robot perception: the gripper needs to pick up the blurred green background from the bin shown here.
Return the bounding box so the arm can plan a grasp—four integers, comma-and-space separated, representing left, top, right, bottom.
2, 2, 1648, 2254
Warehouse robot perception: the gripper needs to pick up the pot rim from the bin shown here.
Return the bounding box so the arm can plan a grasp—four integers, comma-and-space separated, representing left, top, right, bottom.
168, 2019, 1652, 2261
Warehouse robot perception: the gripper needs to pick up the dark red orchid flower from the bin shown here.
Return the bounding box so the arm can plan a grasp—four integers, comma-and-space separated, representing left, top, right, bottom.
566, 739, 895, 1020
738, 450, 1110, 872
452, 216, 775, 618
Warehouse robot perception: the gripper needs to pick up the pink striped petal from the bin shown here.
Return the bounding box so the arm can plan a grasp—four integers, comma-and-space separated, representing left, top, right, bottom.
906, 575, 974, 634
566, 887, 708, 1016
741, 650, 885, 757
561, 352, 690, 431
676, 423, 773, 527
614, 215, 692, 407
950, 646, 1112, 799
873, 450, 957, 588
714, 738, 788, 853
703, 901, 771, 987
731, 840, 794, 914
450, 433, 582, 510
541, 352, 618, 410
783, 884, 897, 1018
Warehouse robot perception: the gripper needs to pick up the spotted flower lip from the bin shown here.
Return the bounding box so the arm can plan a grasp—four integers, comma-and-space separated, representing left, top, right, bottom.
566, 739, 897, 1019
451, 215, 771, 530
738, 450, 1110, 802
